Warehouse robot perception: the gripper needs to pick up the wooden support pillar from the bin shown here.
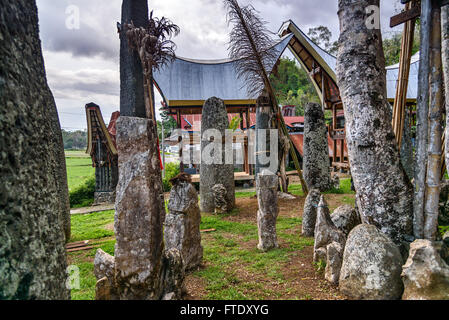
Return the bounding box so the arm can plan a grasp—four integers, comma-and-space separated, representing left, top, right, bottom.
340, 139, 345, 163
392, 1, 416, 147
176, 110, 184, 173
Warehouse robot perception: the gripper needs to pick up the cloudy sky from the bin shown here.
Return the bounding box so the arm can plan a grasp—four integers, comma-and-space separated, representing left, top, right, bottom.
36, 0, 404, 131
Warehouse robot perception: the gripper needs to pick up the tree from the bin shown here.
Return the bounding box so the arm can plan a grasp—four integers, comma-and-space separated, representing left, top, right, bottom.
382, 22, 420, 66
307, 25, 338, 55
337, 0, 413, 243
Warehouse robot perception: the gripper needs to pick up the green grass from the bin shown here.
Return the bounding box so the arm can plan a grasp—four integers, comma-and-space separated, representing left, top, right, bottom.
70, 210, 115, 242
65, 151, 94, 192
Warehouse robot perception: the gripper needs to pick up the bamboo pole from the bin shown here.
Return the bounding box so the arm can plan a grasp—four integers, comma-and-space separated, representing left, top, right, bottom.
413, 0, 432, 239
424, 2, 444, 240
392, 2, 416, 148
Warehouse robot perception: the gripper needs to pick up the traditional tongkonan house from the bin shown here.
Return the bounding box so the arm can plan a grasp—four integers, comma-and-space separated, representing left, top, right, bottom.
85, 103, 119, 204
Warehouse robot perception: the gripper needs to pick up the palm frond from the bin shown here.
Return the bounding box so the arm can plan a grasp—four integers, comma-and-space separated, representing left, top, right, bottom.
224, 0, 278, 97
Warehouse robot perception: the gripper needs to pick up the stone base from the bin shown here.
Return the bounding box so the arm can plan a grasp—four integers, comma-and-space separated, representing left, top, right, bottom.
94, 191, 116, 205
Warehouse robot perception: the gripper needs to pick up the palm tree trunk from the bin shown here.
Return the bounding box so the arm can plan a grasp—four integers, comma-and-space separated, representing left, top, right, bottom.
424, 4, 444, 240
337, 0, 413, 243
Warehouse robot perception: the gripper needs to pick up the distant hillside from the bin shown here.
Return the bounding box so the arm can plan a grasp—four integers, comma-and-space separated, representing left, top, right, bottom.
62, 129, 87, 150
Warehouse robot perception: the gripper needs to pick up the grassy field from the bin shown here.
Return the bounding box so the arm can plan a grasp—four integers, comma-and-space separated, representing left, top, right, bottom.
65, 150, 94, 191
67, 179, 355, 300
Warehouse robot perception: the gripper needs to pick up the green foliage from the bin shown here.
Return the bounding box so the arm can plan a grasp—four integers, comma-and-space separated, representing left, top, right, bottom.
229, 116, 241, 131
307, 25, 338, 55
69, 176, 96, 208
162, 162, 180, 192
157, 109, 178, 140
383, 23, 420, 66
62, 129, 87, 150
270, 58, 320, 114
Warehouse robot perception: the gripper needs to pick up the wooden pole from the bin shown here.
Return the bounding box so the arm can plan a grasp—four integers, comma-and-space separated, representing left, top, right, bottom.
413, 0, 432, 239
424, 2, 443, 240
392, 1, 416, 147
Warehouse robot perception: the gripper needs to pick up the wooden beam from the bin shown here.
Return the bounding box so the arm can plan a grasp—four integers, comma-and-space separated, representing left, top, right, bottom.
390, 4, 421, 27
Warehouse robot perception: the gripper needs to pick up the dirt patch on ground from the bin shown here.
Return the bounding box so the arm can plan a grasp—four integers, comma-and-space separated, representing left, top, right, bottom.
183, 193, 353, 300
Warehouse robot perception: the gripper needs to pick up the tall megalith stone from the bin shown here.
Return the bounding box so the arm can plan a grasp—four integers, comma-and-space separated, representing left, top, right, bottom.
200, 97, 235, 213
94, 117, 185, 300
164, 173, 203, 270
303, 102, 331, 192
0, 0, 70, 299
256, 172, 279, 251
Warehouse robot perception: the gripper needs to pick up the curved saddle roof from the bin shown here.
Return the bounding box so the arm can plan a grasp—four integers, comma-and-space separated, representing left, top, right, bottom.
153, 34, 294, 107
154, 20, 418, 110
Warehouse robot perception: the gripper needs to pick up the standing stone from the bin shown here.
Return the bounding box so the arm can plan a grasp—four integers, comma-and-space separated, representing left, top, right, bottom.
120, 0, 148, 118
339, 224, 404, 300
109, 116, 183, 300
0, 0, 70, 299
325, 241, 344, 285
337, 0, 413, 244
212, 184, 229, 214
313, 196, 346, 263
402, 239, 449, 300
165, 173, 203, 270
303, 102, 332, 192
302, 189, 321, 237
256, 172, 279, 251
200, 97, 235, 213
331, 205, 361, 236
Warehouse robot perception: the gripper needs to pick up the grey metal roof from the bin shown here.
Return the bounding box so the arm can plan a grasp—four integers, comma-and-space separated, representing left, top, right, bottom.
278, 20, 419, 101
153, 34, 293, 103
154, 20, 418, 105
385, 52, 419, 101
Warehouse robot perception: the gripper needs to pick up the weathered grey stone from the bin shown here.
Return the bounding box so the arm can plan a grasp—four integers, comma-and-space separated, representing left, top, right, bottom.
94, 249, 115, 282
94, 191, 116, 205
165, 177, 203, 270
96, 277, 113, 301
337, 0, 413, 244
402, 239, 449, 300
303, 102, 332, 192
200, 97, 235, 213
113, 116, 180, 300
339, 224, 404, 300
325, 241, 344, 285
302, 189, 321, 237
331, 175, 340, 189
256, 173, 279, 251
278, 192, 296, 200
331, 205, 361, 236
313, 196, 346, 263
159, 248, 186, 300
0, 0, 70, 300
212, 184, 229, 214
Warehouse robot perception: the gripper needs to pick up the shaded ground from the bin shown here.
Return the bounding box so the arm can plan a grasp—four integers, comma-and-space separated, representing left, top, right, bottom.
67, 185, 354, 300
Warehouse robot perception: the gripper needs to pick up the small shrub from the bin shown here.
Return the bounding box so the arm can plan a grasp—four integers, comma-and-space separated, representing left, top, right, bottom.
162, 162, 180, 192
69, 176, 95, 208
